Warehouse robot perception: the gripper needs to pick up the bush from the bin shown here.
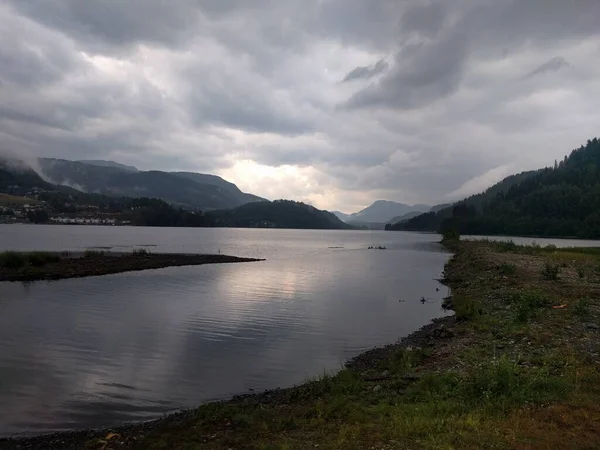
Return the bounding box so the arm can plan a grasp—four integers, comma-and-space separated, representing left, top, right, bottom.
512, 290, 550, 322
84, 249, 105, 258
27, 252, 60, 267
495, 240, 518, 253
499, 263, 517, 275
574, 298, 591, 318
441, 229, 460, 241
0, 251, 26, 269
542, 261, 560, 280
453, 296, 482, 320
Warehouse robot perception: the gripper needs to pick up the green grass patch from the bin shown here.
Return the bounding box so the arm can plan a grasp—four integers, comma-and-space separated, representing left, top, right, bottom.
573, 298, 591, 319
26, 251, 60, 267
0, 251, 61, 270
499, 263, 517, 275
0, 251, 27, 269
510, 290, 551, 323
84, 249, 105, 258
453, 295, 482, 321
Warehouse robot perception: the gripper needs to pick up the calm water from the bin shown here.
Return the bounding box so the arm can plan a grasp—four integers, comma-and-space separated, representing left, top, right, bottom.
0, 226, 443, 436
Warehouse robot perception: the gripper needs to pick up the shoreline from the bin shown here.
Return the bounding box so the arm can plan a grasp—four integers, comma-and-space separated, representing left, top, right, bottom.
0, 252, 264, 282
3, 238, 600, 449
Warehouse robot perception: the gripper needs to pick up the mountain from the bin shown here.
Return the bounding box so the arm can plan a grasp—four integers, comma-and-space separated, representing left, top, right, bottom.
0, 163, 54, 194
348, 200, 430, 223
38, 158, 265, 210
208, 200, 353, 230
391, 169, 540, 232
171, 172, 265, 205
331, 210, 351, 222
386, 210, 427, 225
430, 203, 452, 213
393, 138, 600, 238
78, 160, 138, 172
346, 221, 386, 230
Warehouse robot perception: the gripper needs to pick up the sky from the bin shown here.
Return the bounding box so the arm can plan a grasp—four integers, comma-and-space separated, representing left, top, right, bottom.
1, 1, 599, 213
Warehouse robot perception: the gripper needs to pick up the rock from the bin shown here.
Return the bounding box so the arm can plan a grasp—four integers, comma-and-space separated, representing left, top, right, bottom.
586, 324, 599, 331
373, 385, 382, 393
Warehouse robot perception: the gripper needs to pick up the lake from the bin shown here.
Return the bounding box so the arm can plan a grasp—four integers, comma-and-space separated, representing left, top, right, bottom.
0, 226, 453, 436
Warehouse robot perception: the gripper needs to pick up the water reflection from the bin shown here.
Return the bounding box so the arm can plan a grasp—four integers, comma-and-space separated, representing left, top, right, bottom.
0, 228, 451, 436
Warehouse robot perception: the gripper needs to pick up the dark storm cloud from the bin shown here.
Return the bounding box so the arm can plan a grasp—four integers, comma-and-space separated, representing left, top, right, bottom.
5, 0, 201, 51
1, 0, 600, 210
345, 33, 470, 109
342, 60, 388, 83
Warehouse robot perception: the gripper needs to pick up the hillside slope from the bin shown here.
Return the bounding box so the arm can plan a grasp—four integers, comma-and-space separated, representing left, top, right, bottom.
208, 200, 353, 229
39, 158, 264, 210
349, 200, 430, 223
394, 138, 600, 238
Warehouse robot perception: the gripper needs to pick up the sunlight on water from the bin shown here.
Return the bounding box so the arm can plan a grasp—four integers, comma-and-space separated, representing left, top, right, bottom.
0, 226, 456, 436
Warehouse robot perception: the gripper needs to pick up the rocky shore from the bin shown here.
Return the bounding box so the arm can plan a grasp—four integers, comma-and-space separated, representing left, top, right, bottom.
0, 252, 264, 282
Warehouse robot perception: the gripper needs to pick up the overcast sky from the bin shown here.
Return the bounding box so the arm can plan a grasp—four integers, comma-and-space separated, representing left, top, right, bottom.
1, 1, 599, 212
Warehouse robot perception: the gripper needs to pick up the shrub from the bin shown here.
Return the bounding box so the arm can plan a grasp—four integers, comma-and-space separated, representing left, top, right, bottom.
499, 263, 517, 276
453, 295, 482, 320
542, 261, 560, 280
133, 248, 149, 255
495, 240, 518, 253
574, 298, 591, 318
441, 229, 460, 241
27, 252, 60, 267
84, 249, 105, 258
0, 251, 26, 269
512, 290, 550, 323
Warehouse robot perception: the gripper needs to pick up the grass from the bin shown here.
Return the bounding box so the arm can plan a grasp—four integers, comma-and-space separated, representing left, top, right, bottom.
499, 263, 517, 275
574, 298, 591, 318
510, 290, 551, 323
0, 251, 26, 269
0, 251, 60, 269
453, 295, 482, 320
0, 193, 37, 206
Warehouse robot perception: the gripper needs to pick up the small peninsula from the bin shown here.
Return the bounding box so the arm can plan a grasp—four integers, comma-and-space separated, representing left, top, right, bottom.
0, 251, 263, 282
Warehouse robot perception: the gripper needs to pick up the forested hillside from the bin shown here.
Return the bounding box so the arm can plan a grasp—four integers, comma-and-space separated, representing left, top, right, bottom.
208, 200, 353, 229
391, 138, 600, 238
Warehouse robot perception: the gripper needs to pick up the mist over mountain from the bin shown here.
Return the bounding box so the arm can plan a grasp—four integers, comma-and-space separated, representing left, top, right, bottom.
38, 158, 265, 210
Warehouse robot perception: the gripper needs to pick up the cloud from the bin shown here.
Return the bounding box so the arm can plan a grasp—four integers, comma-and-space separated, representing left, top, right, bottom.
342, 59, 388, 83
524, 57, 571, 78
0, 0, 599, 213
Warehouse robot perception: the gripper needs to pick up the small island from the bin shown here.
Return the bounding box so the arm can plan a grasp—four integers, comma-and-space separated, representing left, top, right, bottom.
0, 250, 264, 282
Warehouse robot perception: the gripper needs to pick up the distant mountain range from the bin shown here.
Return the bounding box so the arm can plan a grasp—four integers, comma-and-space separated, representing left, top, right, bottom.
0, 160, 352, 230
38, 158, 265, 210
77, 160, 139, 173
333, 200, 431, 226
